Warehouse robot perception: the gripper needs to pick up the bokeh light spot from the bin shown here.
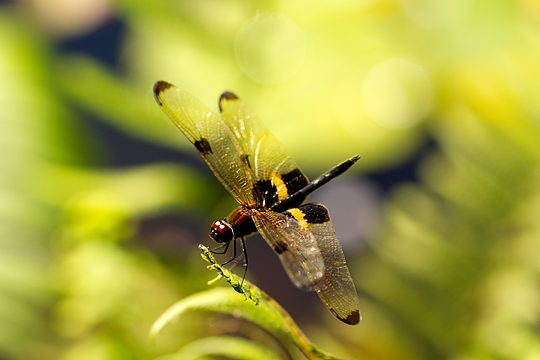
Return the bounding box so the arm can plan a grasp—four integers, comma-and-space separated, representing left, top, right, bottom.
28, 0, 111, 36
235, 13, 306, 83
361, 59, 432, 129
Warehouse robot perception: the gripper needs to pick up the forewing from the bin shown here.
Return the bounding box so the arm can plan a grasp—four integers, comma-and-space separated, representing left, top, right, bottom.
219, 93, 309, 207
298, 203, 360, 325
252, 210, 324, 290
153, 81, 255, 205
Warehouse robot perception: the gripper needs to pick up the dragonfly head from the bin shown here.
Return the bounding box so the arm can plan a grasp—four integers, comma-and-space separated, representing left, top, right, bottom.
210, 219, 234, 243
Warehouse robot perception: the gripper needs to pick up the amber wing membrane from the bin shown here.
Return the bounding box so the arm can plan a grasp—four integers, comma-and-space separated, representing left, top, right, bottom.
153, 81, 256, 205
286, 203, 360, 325
218, 92, 309, 207
251, 210, 325, 290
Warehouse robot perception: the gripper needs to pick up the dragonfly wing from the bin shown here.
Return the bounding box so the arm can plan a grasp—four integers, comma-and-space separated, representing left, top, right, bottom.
153, 81, 255, 205
252, 210, 324, 290
219, 92, 309, 207
285, 203, 360, 325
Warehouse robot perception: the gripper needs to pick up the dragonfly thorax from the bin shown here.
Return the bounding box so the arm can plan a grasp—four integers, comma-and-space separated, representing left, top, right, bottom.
209, 206, 258, 244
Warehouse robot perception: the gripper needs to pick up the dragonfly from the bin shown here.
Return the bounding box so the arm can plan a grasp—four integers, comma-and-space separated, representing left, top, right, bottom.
153, 81, 361, 325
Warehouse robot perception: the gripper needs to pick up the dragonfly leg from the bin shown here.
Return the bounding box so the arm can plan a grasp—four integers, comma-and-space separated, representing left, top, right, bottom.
210, 241, 230, 255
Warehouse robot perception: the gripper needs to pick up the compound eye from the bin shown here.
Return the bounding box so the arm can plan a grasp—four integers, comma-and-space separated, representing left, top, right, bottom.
209, 220, 234, 243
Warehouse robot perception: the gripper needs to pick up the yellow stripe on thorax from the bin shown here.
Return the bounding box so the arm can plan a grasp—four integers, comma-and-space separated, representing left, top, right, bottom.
287, 208, 309, 228
271, 171, 289, 201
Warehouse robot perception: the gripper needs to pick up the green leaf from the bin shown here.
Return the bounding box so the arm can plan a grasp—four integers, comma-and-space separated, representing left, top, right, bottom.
150, 246, 352, 360
157, 336, 282, 360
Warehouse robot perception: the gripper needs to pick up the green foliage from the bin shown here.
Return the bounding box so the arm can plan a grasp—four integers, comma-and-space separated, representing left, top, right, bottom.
156, 336, 283, 360
151, 246, 350, 360
1, 1, 539, 359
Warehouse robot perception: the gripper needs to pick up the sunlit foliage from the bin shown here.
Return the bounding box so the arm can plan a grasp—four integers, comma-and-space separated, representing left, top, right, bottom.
1, 0, 539, 359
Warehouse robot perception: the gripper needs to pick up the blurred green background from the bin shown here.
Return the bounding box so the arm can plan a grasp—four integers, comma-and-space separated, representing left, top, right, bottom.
1, 0, 540, 359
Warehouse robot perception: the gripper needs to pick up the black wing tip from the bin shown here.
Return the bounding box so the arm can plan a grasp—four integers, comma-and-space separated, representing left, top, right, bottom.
153, 81, 173, 106
340, 309, 361, 325
220, 91, 238, 101
329, 306, 361, 325
218, 91, 239, 111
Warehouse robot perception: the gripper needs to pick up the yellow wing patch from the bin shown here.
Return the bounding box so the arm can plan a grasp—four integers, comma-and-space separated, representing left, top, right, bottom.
271, 171, 290, 201
286, 208, 309, 228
